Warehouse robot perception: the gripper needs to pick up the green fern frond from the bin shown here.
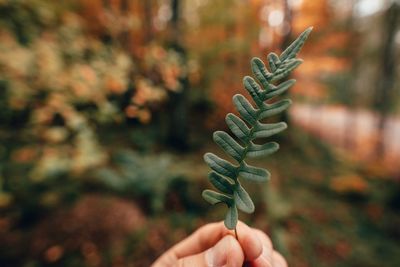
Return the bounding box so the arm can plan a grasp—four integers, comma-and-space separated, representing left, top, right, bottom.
202, 27, 312, 230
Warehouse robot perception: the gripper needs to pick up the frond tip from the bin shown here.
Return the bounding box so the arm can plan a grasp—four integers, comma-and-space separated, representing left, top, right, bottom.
202, 27, 312, 230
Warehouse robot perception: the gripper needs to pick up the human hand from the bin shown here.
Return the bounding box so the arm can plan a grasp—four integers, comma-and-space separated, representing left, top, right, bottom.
151, 221, 288, 267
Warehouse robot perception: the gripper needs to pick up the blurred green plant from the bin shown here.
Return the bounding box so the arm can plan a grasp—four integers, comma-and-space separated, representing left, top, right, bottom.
202, 27, 312, 231
95, 150, 172, 213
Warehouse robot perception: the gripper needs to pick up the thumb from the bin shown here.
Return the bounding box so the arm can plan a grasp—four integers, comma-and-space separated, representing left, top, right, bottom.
177, 235, 244, 267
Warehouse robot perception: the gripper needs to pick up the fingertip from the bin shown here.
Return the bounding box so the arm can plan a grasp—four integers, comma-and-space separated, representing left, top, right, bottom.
226, 235, 245, 267
253, 229, 273, 249
236, 221, 263, 260
205, 235, 244, 267
272, 251, 288, 267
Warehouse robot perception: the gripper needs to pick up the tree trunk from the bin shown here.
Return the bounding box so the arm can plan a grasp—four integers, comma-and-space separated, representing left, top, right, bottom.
344, 0, 360, 150
166, 0, 190, 150
373, 3, 399, 157
280, 0, 293, 51
278, 0, 293, 124
143, 0, 153, 43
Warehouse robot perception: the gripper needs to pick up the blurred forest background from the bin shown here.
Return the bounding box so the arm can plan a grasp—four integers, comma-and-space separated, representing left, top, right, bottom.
0, 0, 399, 266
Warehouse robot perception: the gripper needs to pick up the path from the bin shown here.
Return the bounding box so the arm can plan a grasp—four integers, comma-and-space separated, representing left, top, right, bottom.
290, 104, 400, 172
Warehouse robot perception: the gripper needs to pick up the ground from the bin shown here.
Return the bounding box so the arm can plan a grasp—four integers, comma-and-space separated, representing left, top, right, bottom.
1, 128, 399, 267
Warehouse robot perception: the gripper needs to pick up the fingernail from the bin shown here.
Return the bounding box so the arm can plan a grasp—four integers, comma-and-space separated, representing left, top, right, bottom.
205, 235, 232, 267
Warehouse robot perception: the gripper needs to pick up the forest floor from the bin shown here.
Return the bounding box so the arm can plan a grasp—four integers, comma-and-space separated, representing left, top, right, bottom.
1, 129, 400, 267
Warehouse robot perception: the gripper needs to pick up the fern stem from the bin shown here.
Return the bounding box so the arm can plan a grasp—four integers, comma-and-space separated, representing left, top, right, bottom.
234, 62, 283, 172
235, 110, 262, 174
